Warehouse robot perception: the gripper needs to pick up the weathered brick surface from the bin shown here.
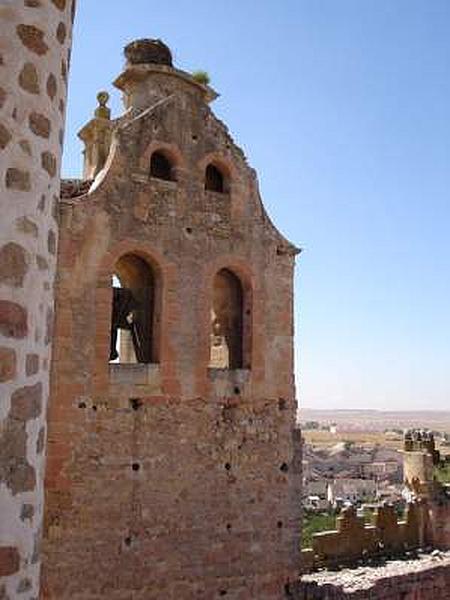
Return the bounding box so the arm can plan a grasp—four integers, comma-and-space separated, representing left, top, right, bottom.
45, 398, 300, 597
43, 41, 300, 598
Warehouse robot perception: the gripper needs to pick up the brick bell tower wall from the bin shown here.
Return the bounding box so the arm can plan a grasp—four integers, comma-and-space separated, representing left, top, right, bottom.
42, 41, 302, 599
0, 1, 75, 598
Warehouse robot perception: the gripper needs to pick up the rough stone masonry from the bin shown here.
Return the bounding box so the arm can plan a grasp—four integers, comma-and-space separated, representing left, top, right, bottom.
0, 1, 75, 599
41, 39, 302, 598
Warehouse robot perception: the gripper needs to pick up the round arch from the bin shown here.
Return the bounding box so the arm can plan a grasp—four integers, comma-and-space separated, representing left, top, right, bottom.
205, 258, 254, 371
95, 242, 170, 372
139, 140, 185, 180
198, 152, 236, 194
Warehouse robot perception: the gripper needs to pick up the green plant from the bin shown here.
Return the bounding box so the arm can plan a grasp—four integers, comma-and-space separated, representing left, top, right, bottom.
302, 510, 337, 549
192, 70, 210, 85
434, 461, 450, 484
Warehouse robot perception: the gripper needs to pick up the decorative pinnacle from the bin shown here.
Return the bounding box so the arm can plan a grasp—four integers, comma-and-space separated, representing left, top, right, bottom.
95, 91, 111, 119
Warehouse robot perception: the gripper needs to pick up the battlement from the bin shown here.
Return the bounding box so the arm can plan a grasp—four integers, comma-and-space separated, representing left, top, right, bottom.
301, 502, 426, 572
301, 428, 450, 578
404, 429, 441, 462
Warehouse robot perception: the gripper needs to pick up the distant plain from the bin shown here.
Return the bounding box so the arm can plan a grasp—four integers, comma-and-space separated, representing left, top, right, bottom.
299, 408, 450, 451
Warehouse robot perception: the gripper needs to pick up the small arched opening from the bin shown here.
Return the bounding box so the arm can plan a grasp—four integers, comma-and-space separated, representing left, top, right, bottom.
150, 150, 175, 181
205, 163, 226, 193
209, 268, 245, 369
109, 253, 157, 364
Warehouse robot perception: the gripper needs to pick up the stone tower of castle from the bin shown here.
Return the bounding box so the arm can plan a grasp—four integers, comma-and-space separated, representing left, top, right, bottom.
403, 430, 450, 549
403, 430, 440, 495
0, 1, 75, 597
42, 39, 301, 598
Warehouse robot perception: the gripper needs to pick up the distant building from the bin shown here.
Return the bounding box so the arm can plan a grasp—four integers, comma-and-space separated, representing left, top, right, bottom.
362, 460, 402, 481
327, 478, 377, 505
305, 495, 329, 511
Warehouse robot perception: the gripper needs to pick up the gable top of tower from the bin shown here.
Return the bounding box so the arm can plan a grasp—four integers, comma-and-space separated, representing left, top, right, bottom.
62, 39, 299, 256
114, 38, 218, 108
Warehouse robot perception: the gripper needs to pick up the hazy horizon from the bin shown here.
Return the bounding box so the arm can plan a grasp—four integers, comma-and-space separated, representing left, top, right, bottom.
300, 406, 450, 414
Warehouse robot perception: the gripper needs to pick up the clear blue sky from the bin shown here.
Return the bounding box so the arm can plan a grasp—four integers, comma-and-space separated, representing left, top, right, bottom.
63, 0, 450, 411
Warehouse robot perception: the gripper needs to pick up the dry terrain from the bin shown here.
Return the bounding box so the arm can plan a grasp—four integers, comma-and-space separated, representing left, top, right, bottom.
299, 409, 450, 452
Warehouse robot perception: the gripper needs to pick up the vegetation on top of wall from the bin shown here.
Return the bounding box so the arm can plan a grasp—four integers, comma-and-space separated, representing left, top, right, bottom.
434, 461, 450, 484
302, 511, 337, 548
192, 70, 211, 85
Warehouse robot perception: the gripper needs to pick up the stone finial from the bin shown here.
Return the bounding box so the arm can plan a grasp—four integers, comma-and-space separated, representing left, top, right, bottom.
94, 91, 111, 119
124, 38, 172, 67
78, 91, 114, 179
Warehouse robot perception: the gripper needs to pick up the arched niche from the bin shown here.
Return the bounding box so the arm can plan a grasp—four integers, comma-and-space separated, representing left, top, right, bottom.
205, 163, 228, 193
150, 150, 176, 181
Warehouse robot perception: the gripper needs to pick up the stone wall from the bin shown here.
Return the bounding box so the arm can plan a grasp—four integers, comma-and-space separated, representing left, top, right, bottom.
42, 41, 301, 599
0, 1, 74, 597
292, 550, 450, 599
402, 434, 450, 551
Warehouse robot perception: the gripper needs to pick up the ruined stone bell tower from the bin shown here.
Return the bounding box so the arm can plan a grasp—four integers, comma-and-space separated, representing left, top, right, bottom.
0, 2, 75, 598
43, 39, 301, 598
